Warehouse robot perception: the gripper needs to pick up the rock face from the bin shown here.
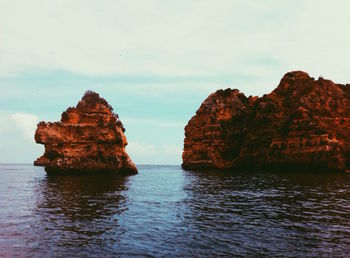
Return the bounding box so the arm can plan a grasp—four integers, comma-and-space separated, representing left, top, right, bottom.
182, 71, 350, 172
34, 91, 137, 175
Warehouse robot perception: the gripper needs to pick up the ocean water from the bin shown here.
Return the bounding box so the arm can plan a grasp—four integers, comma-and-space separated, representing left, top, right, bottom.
0, 164, 349, 257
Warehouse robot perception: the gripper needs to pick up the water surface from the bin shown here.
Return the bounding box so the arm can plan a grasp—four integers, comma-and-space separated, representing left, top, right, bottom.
0, 164, 349, 257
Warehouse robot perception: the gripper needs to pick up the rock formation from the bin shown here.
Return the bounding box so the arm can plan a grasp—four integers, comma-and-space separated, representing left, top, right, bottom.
34, 91, 137, 175
182, 71, 350, 172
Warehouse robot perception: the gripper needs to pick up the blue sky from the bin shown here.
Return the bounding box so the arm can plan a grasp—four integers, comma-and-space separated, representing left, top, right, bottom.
1, 0, 350, 164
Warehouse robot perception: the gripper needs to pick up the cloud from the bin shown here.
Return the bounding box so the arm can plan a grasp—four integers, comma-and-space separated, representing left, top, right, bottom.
0, 114, 12, 133
0, 111, 43, 163
10, 113, 38, 142
162, 144, 182, 156
1, 0, 349, 85
126, 141, 182, 164
127, 141, 156, 156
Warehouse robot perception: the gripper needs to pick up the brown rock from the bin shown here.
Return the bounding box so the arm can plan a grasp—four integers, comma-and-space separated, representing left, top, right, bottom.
34, 91, 137, 175
182, 71, 350, 172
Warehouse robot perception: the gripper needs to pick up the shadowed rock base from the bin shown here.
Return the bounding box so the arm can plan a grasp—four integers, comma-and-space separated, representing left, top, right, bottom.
182, 71, 350, 172
44, 167, 137, 176
34, 91, 137, 175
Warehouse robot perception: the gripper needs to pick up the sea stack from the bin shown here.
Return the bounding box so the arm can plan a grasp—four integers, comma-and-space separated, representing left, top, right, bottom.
34, 91, 137, 175
182, 71, 350, 172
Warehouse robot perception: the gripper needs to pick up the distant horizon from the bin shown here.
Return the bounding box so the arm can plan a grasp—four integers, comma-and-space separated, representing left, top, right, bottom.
0, 163, 182, 166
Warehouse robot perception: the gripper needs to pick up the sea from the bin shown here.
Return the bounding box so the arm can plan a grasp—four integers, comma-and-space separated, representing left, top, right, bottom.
0, 164, 349, 257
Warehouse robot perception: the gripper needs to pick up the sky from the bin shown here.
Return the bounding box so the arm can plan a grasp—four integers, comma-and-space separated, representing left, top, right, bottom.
0, 0, 350, 164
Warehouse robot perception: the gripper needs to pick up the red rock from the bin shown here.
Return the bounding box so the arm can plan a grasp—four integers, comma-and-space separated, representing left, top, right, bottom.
182, 71, 350, 172
34, 91, 137, 175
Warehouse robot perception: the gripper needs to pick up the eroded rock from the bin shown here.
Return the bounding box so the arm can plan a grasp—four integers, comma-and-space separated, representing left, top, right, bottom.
34, 91, 137, 175
182, 71, 350, 172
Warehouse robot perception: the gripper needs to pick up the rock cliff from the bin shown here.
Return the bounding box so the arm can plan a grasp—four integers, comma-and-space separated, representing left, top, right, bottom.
34, 91, 137, 175
182, 71, 350, 172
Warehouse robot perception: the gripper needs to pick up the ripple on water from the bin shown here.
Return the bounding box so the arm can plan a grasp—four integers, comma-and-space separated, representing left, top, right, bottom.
0, 165, 349, 257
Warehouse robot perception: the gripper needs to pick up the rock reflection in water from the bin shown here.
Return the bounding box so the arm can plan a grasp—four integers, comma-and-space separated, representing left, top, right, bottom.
181, 170, 350, 256
32, 174, 129, 251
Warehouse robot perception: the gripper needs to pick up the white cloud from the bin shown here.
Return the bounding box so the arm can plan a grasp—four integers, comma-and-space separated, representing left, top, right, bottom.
0, 111, 43, 163
162, 144, 182, 156
127, 141, 156, 156
1, 0, 350, 90
10, 113, 38, 142
126, 141, 182, 165
0, 114, 12, 133
5, 113, 38, 142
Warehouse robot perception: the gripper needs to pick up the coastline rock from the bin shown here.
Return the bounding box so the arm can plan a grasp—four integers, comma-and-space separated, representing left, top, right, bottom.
34, 91, 137, 175
182, 71, 350, 172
